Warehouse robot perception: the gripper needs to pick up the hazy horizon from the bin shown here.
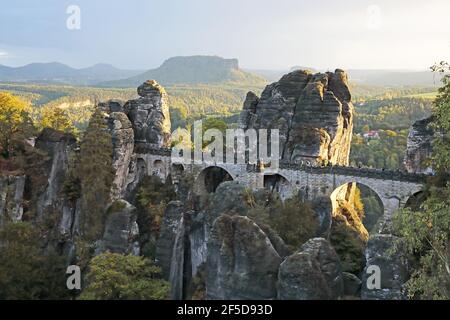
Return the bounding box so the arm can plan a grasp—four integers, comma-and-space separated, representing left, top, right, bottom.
1, 0, 449, 71
0, 57, 437, 72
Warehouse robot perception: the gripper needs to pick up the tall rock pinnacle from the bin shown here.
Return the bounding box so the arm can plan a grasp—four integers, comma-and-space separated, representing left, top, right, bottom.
240, 69, 354, 166
124, 80, 171, 149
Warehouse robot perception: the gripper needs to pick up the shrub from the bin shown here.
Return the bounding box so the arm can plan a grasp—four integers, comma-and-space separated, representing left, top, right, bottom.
136, 175, 176, 258
329, 217, 366, 274
79, 252, 170, 300
248, 194, 318, 250
0, 222, 70, 300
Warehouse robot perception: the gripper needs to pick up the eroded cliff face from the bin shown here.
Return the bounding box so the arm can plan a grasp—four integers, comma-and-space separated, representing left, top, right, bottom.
240, 69, 354, 166
124, 80, 171, 150
405, 116, 434, 174
96, 199, 140, 256
361, 234, 410, 300
331, 182, 369, 242
0, 77, 416, 300
0, 175, 25, 227
278, 238, 344, 300
35, 128, 78, 219
0, 81, 171, 260
206, 214, 282, 300
100, 101, 135, 200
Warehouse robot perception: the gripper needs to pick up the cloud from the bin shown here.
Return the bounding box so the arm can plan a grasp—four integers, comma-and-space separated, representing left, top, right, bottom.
0, 51, 8, 57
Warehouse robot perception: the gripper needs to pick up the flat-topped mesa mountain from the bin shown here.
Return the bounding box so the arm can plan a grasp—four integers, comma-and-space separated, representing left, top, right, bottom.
240, 69, 354, 166
101, 55, 267, 87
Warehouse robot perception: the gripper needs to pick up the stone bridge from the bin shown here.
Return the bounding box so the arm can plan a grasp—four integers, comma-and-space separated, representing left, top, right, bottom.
132, 147, 427, 219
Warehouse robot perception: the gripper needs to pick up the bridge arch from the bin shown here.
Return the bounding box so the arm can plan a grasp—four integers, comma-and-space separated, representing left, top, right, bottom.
404, 191, 427, 210
134, 157, 148, 179
330, 182, 385, 234
263, 173, 294, 200
194, 166, 234, 194
171, 163, 185, 178
152, 159, 166, 181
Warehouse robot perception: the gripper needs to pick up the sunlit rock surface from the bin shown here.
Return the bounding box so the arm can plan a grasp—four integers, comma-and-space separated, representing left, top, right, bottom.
240, 69, 354, 166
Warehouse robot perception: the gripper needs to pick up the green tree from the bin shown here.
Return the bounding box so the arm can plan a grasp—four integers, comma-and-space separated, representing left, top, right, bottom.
393, 62, 450, 299
0, 92, 34, 158
79, 252, 170, 300
202, 117, 227, 149
170, 103, 188, 130
0, 222, 70, 300
362, 124, 370, 133
248, 195, 318, 250
39, 106, 74, 134
78, 107, 114, 240
393, 184, 449, 299
136, 175, 176, 258
430, 61, 450, 172
271, 198, 319, 249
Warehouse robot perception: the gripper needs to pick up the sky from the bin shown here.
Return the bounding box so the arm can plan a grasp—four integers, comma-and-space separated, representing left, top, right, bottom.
0, 0, 449, 70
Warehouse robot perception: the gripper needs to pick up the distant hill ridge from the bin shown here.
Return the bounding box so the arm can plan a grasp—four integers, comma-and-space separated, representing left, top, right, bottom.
1, 56, 442, 87
100, 55, 267, 87
0, 62, 143, 85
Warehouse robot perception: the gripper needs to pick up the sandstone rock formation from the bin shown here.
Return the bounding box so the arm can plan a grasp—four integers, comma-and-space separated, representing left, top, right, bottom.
361, 234, 409, 300
99, 99, 124, 113
124, 80, 171, 149
155, 201, 185, 279
0, 76, 423, 301
277, 238, 344, 300
101, 101, 135, 200
208, 181, 250, 221
35, 128, 77, 218
169, 211, 191, 300
405, 116, 434, 174
342, 272, 362, 297
97, 199, 140, 255
0, 175, 25, 227
310, 196, 333, 236
206, 215, 282, 300
240, 69, 354, 166
331, 182, 369, 242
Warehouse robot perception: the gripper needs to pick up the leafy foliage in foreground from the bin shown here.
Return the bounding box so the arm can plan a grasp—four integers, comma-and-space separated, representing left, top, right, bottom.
247, 193, 318, 250
80, 252, 169, 300
0, 92, 34, 158
0, 222, 70, 300
393, 63, 450, 299
393, 181, 450, 299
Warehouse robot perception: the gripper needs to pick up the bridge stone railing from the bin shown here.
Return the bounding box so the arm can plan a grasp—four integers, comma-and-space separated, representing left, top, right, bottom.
277, 162, 429, 183
140, 147, 429, 184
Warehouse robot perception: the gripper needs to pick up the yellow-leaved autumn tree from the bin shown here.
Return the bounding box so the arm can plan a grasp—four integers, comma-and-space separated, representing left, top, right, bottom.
0, 92, 34, 158
39, 106, 74, 134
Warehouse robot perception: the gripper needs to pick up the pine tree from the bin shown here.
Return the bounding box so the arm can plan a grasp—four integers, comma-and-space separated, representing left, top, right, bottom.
78, 106, 114, 241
